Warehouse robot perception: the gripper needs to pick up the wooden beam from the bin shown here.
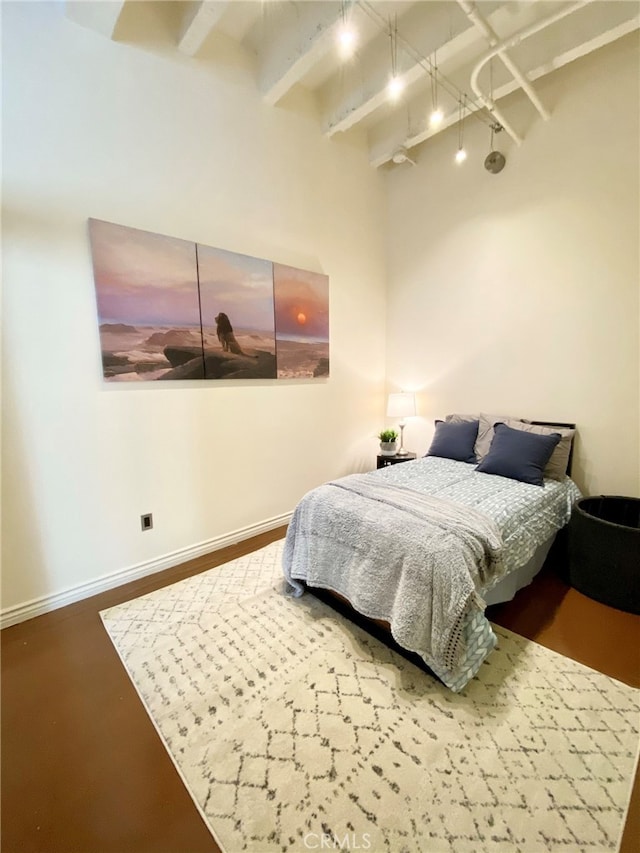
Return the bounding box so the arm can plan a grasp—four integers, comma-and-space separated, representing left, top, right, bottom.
65, 0, 126, 40
320, 1, 484, 137
259, 2, 344, 106
177, 1, 229, 57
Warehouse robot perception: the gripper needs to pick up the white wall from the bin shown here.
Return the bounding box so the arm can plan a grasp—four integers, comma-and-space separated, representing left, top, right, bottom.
1, 3, 387, 616
3, 5, 638, 623
385, 34, 640, 497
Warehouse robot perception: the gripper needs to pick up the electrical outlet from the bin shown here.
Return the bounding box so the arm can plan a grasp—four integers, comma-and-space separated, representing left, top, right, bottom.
140, 513, 153, 531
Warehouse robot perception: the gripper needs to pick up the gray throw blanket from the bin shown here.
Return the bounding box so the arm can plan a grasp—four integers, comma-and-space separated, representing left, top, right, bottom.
283, 474, 505, 673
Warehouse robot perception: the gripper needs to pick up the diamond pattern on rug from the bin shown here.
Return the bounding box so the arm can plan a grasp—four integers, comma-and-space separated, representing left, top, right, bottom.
101, 541, 640, 853
101, 540, 285, 653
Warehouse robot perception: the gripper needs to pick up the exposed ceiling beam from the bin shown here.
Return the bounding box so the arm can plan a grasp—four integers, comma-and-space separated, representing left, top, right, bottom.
259, 2, 345, 106
64, 0, 638, 173
65, 0, 127, 40
320, 1, 491, 138
177, 1, 230, 57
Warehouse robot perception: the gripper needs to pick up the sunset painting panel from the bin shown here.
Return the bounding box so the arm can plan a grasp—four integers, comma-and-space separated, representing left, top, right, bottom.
89, 219, 203, 381
89, 218, 329, 382
273, 263, 329, 379
198, 245, 277, 379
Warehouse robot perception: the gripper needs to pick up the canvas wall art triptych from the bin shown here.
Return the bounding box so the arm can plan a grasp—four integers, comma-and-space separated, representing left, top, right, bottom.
88, 219, 330, 382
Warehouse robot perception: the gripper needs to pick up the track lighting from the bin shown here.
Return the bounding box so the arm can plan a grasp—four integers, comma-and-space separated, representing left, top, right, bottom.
355, 3, 506, 168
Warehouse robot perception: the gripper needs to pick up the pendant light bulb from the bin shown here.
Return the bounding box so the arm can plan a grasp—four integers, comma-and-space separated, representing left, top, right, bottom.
455, 147, 467, 164
387, 76, 404, 100
430, 108, 443, 127
337, 25, 356, 57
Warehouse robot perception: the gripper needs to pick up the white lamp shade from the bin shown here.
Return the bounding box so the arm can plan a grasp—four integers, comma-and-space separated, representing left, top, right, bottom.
386, 392, 416, 419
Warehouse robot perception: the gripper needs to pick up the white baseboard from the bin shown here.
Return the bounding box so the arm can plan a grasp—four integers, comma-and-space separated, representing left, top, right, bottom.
0, 512, 292, 630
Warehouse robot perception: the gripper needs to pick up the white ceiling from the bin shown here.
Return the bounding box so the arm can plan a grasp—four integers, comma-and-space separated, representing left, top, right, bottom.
66, 0, 640, 168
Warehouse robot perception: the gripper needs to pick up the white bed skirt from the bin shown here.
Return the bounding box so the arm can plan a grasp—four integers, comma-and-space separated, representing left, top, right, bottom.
483, 535, 555, 606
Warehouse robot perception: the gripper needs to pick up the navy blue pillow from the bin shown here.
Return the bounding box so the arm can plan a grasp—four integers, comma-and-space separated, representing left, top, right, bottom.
427, 419, 479, 464
476, 422, 561, 486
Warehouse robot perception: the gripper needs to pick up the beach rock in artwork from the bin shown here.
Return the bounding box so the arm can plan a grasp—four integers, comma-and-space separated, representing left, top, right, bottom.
100, 323, 138, 334
135, 362, 164, 374
104, 364, 137, 378
204, 349, 277, 380
164, 346, 204, 367
159, 346, 277, 380
102, 353, 131, 367
160, 358, 205, 380
313, 358, 330, 377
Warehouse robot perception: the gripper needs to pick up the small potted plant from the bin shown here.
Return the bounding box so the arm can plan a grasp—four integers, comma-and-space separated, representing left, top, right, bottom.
378, 428, 399, 456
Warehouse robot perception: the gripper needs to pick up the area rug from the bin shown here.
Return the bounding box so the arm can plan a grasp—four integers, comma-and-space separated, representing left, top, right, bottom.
101, 540, 639, 853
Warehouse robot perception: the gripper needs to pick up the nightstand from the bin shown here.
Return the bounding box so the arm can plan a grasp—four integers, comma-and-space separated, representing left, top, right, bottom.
376, 452, 417, 469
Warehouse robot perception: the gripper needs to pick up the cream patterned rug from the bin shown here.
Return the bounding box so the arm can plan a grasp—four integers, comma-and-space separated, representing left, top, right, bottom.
101, 540, 639, 853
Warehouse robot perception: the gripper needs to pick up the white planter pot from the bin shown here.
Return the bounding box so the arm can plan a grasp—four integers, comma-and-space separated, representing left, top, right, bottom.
380, 442, 397, 456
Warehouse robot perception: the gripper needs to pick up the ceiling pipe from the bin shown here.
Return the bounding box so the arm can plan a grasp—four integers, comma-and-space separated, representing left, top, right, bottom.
380, 0, 593, 163
465, 98, 521, 147
378, 0, 602, 166
457, 0, 555, 122
470, 1, 592, 110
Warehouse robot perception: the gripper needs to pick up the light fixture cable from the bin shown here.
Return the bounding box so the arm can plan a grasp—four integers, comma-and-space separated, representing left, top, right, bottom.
489, 59, 494, 150
429, 51, 443, 126
358, 0, 498, 130
386, 14, 404, 99
389, 15, 397, 78
455, 96, 467, 162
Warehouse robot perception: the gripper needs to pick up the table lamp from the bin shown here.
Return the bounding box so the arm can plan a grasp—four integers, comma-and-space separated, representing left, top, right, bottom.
386, 392, 416, 456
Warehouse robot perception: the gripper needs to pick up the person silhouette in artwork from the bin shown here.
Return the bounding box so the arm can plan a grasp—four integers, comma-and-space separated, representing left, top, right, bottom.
214, 312, 257, 358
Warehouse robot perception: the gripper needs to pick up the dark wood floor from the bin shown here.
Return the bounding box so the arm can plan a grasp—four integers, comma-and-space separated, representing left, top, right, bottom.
2, 527, 639, 853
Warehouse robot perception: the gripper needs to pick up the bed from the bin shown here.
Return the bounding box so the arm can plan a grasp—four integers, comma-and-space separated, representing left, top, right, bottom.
283, 413, 581, 692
